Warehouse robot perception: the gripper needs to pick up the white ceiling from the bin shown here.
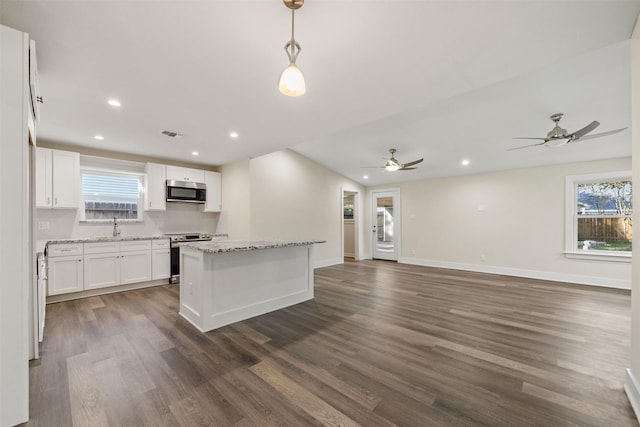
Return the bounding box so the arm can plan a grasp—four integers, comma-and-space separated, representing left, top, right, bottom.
1, 1, 638, 186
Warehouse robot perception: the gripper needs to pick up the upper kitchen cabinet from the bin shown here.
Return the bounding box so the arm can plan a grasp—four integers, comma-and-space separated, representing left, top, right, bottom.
145, 162, 166, 211
166, 165, 205, 183
204, 171, 221, 212
35, 147, 80, 209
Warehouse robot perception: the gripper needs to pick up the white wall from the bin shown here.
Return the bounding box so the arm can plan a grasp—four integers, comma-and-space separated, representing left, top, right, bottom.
0, 24, 30, 426
250, 150, 365, 266
370, 158, 632, 289
218, 149, 366, 267
218, 158, 251, 240
627, 14, 640, 422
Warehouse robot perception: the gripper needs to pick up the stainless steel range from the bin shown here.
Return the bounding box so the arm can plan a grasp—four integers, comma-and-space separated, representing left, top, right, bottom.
164, 233, 213, 284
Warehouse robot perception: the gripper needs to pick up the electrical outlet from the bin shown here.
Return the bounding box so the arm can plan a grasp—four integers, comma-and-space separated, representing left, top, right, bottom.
480, 254, 487, 262
411, 249, 416, 255
38, 221, 50, 230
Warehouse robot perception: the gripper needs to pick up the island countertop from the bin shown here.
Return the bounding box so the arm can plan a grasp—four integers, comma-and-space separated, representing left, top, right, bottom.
181, 239, 325, 254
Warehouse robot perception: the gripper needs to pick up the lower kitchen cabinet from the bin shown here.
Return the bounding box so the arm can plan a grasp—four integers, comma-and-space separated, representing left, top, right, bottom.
48, 239, 165, 296
48, 255, 83, 295
120, 250, 152, 284
84, 252, 120, 290
152, 249, 171, 280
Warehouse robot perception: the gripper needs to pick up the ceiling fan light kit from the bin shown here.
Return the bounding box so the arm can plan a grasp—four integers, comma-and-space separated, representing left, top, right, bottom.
279, 0, 306, 96
363, 148, 424, 172
509, 112, 626, 151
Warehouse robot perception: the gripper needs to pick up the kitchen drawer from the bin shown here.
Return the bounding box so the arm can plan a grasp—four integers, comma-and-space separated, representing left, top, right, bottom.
84, 241, 120, 254
120, 239, 152, 252
47, 243, 83, 257
152, 239, 170, 249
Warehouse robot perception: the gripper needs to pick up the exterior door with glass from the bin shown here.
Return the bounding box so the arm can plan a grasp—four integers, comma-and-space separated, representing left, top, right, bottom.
372, 190, 400, 261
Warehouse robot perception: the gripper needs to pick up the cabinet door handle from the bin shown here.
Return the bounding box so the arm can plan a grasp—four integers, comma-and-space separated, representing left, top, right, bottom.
54, 197, 57, 205
47, 197, 50, 204
78, 259, 82, 262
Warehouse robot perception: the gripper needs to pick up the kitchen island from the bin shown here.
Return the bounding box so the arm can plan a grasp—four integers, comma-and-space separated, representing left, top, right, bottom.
179, 239, 324, 332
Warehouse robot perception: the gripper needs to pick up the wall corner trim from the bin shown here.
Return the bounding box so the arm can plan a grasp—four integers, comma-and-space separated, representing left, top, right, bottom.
398, 257, 631, 290
625, 369, 640, 423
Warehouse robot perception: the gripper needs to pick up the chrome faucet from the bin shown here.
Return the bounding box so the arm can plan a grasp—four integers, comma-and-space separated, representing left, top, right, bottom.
112, 217, 121, 237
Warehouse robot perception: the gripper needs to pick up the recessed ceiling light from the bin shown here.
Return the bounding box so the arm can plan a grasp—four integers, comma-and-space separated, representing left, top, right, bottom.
94, 135, 104, 140
191, 151, 199, 156
107, 99, 121, 107
363, 175, 369, 180
229, 132, 239, 139
461, 159, 470, 166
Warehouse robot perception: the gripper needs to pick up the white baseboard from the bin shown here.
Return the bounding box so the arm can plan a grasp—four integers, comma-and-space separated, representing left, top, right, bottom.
625, 369, 640, 423
314, 258, 343, 269
398, 257, 631, 290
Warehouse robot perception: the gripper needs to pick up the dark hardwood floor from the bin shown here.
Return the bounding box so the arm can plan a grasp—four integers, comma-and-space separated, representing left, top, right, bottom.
25, 260, 638, 426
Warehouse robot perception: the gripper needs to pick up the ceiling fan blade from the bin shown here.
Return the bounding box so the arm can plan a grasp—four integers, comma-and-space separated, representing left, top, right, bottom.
399, 167, 417, 170
361, 166, 385, 169
507, 141, 547, 151
567, 120, 600, 139
571, 127, 627, 141
401, 158, 424, 168
513, 137, 548, 141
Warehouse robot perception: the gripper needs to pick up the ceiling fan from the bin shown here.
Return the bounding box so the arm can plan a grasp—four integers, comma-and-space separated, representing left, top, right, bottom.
509, 113, 627, 151
363, 148, 423, 171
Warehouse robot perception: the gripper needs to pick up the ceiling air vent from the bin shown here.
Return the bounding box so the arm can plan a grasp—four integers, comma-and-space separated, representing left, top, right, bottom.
161, 130, 183, 138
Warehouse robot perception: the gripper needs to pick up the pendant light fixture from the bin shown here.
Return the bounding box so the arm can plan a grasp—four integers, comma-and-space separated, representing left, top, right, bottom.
279, 0, 306, 96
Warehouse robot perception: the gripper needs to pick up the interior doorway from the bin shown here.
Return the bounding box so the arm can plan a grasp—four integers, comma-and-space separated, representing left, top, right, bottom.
371, 189, 400, 261
341, 189, 359, 261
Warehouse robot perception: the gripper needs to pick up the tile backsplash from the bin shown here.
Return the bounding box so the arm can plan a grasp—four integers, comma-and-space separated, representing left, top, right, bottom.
37, 202, 219, 240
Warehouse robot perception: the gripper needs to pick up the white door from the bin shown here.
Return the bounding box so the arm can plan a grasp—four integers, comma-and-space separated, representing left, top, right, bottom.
372, 190, 400, 261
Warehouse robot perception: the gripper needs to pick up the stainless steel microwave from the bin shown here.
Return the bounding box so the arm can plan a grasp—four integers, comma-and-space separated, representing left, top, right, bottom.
166, 180, 206, 203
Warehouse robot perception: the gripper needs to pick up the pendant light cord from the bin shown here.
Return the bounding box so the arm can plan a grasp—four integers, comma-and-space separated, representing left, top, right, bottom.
291, 9, 295, 41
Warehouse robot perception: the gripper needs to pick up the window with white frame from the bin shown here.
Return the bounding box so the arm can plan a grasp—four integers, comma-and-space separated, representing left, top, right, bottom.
81, 170, 144, 221
565, 171, 632, 260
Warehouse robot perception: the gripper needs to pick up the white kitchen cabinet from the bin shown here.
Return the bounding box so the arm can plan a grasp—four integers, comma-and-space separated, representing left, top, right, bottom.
120, 240, 152, 284
204, 171, 222, 212
35, 147, 80, 209
152, 239, 171, 280
48, 254, 83, 295
120, 251, 151, 284
47, 243, 84, 295
83, 240, 151, 289
35, 147, 52, 208
84, 252, 120, 290
145, 162, 166, 211
52, 150, 80, 208
83, 241, 120, 290
166, 165, 205, 183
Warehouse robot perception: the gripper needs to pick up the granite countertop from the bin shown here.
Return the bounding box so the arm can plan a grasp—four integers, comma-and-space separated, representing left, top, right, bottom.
45, 235, 170, 245
181, 239, 326, 254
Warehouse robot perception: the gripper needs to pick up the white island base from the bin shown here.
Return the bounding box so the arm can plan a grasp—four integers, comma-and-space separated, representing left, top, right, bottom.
179, 241, 320, 333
